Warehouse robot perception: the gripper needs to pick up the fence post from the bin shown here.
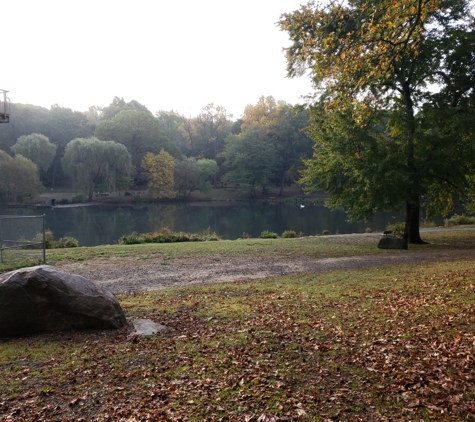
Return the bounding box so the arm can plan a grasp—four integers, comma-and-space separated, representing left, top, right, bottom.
0, 216, 3, 264
0, 215, 45, 266
42, 214, 46, 264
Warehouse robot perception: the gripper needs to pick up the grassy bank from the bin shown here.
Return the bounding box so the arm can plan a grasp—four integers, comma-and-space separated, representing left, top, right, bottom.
1, 227, 475, 273
29, 226, 475, 260
1, 257, 474, 420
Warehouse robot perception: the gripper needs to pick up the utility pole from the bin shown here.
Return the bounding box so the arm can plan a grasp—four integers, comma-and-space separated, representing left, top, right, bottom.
0, 89, 10, 123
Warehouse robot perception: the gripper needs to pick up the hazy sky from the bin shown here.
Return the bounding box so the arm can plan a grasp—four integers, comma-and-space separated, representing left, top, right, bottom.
3, 0, 313, 118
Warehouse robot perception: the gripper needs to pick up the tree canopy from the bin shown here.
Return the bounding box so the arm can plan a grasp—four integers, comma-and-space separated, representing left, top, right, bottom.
241, 96, 313, 195
0, 104, 49, 154
11, 133, 57, 173
94, 110, 181, 182
0, 150, 43, 202
280, 0, 475, 243
156, 111, 189, 155
0, 96, 313, 198
222, 125, 280, 196
62, 137, 132, 201
141, 149, 175, 198
221, 96, 312, 196
174, 157, 219, 196
100, 96, 152, 121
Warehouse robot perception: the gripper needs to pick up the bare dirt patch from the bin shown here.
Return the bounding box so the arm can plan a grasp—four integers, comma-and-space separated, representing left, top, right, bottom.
55, 249, 475, 294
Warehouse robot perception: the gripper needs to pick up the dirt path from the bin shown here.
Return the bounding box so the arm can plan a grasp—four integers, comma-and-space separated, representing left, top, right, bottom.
55, 249, 475, 295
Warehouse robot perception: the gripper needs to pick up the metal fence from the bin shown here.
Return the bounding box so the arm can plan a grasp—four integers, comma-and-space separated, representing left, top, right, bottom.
0, 215, 45, 266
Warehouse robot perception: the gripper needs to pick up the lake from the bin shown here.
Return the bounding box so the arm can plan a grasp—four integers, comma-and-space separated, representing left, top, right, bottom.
0, 201, 437, 247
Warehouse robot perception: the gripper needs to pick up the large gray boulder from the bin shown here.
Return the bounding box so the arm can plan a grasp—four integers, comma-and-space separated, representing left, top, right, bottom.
0, 265, 126, 336
377, 234, 408, 250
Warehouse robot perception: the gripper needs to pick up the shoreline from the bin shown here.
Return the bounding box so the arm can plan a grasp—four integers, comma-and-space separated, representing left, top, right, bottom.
29, 184, 323, 207
27, 195, 323, 208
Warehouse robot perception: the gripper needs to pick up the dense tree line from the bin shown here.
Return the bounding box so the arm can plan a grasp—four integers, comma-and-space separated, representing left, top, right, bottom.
0, 95, 313, 202
223, 96, 313, 196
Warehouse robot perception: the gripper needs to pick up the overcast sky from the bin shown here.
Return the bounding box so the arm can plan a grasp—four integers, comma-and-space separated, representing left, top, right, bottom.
3, 0, 313, 118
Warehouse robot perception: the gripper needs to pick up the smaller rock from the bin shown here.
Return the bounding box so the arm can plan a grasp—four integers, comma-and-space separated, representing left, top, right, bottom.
132, 319, 169, 336
378, 235, 408, 250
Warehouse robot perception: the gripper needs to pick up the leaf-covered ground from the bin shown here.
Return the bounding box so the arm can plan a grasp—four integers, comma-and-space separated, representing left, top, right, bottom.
1, 258, 475, 421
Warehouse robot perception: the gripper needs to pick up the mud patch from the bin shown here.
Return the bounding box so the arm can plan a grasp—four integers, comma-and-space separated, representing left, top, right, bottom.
55, 249, 475, 294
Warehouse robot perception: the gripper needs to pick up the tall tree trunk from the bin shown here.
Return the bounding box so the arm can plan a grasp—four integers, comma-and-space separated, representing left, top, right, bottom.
404, 195, 426, 244
51, 161, 57, 189
401, 81, 425, 245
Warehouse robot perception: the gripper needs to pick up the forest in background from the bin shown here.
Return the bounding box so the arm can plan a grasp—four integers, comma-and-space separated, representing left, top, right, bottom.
0, 96, 313, 203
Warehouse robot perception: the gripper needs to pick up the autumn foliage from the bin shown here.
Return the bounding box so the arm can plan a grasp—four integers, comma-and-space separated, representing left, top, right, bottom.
141, 149, 175, 198
1, 259, 474, 420
280, 0, 475, 244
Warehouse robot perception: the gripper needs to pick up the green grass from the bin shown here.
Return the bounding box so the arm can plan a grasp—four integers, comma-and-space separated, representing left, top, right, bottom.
2, 226, 475, 274
1, 257, 475, 420
444, 214, 475, 227
36, 227, 475, 263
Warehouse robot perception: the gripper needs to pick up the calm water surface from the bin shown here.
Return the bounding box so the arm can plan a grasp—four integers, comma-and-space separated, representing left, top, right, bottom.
1, 202, 433, 247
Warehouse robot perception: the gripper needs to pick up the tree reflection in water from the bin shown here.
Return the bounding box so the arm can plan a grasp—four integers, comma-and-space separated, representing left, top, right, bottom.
1, 202, 438, 247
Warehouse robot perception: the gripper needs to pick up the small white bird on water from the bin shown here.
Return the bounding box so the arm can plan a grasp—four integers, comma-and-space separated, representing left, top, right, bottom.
300, 204, 305, 209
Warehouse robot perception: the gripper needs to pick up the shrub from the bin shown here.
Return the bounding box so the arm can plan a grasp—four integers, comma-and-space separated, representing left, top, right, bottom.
32, 230, 79, 248
386, 222, 405, 238
56, 198, 70, 205
120, 232, 141, 244
282, 230, 297, 238
365, 227, 373, 233
322, 229, 332, 235
156, 227, 178, 242
119, 227, 221, 244
70, 195, 85, 203
63, 237, 79, 248
198, 228, 221, 241
30, 231, 51, 249
420, 219, 437, 228
260, 230, 278, 239
444, 214, 475, 227
44, 230, 56, 249
174, 232, 191, 242
241, 232, 252, 239
138, 233, 155, 243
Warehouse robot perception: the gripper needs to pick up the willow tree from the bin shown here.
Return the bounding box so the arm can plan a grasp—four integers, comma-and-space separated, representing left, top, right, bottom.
11, 133, 57, 174
280, 0, 475, 243
0, 151, 43, 202
62, 137, 132, 201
